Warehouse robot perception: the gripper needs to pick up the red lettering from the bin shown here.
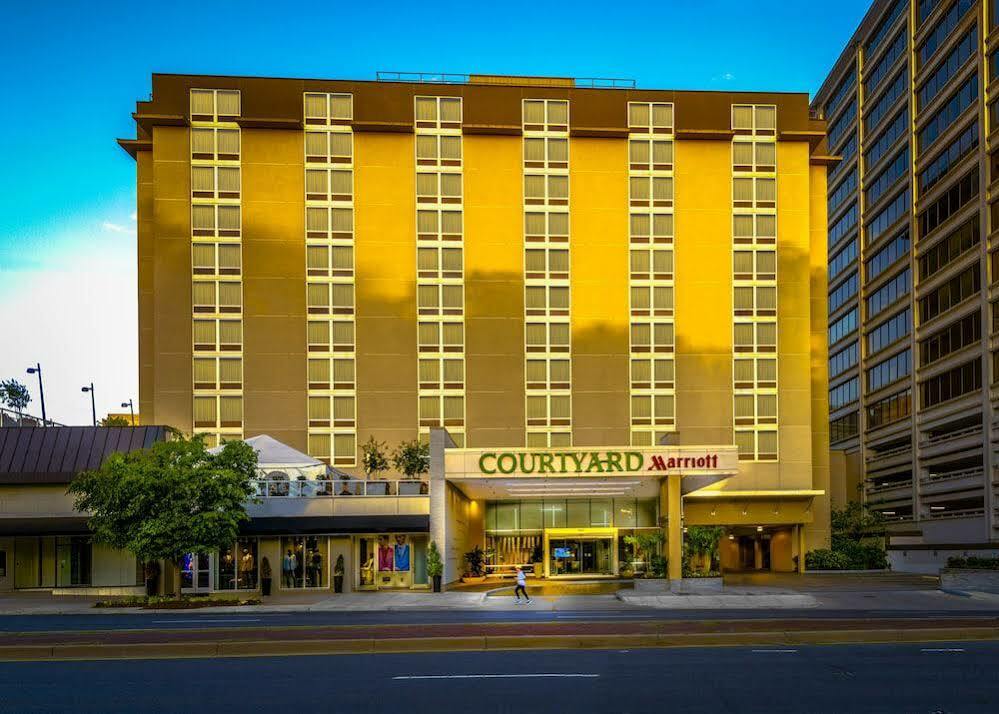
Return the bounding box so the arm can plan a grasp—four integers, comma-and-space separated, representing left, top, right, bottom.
648, 455, 667, 471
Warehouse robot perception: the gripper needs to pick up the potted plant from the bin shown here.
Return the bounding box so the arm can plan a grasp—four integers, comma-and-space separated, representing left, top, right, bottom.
531, 543, 543, 577
462, 546, 486, 584
624, 530, 668, 592
260, 556, 272, 596
144, 561, 160, 597
427, 541, 444, 592
333, 554, 345, 593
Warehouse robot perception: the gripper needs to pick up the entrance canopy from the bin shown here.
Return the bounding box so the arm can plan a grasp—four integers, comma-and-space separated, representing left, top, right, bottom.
443, 446, 739, 500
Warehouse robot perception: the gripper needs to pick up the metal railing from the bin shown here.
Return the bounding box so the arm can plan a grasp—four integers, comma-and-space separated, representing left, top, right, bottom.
921, 425, 982, 447
575, 77, 636, 89
251, 479, 427, 498
921, 467, 985, 485
925, 507, 985, 520
865, 444, 911, 462
866, 479, 912, 494
376, 71, 469, 84
0, 407, 64, 427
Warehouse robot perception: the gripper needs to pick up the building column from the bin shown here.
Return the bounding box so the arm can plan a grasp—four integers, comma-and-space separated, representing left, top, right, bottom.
667, 473, 682, 583
797, 525, 807, 573
428, 428, 455, 587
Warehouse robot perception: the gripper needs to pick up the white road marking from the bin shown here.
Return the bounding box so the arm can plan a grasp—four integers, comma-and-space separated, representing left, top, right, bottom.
920, 648, 965, 653
751, 649, 798, 653
393, 674, 599, 680
151, 618, 262, 624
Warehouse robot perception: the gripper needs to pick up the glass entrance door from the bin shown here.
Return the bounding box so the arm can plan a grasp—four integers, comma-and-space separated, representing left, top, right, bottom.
181, 553, 212, 593
547, 535, 614, 577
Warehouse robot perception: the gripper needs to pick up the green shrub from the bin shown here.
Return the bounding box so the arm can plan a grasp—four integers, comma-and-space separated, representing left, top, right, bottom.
805, 549, 851, 570
947, 556, 999, 570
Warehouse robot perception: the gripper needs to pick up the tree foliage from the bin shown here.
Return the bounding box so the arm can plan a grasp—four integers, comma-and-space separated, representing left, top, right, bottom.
361, 436, 390, 479
392, 439, 430, 478
68, 436, 258, 575
100, 415, 130, 427
0, 379, 31, 415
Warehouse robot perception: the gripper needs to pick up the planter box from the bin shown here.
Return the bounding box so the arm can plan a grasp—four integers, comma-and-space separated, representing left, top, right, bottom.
461, 576, 487, 584
633, 578, 670, 593
671, 577, 723, 594
940, 568, 999, 594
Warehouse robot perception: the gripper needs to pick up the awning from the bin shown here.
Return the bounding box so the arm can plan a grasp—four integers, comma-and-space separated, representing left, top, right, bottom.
240, 515, 430, 536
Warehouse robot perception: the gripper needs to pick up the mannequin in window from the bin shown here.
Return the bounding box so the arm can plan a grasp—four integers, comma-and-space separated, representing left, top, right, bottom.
393, 535, 410, 572
378, 536, 394, 572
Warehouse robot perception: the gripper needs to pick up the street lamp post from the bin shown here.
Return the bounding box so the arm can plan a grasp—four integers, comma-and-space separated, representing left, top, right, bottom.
121, 399, 135, 425
25, 363, 46, 426
81, 383, 96, 427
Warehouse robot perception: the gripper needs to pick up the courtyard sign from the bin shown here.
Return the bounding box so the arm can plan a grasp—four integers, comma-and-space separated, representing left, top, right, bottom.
477, 450, 724, 475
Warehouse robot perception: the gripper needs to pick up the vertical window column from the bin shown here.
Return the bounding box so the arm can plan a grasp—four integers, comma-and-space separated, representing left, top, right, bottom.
304, 93, 357, 466
627, 102, 676, 446
415, 96, 466, 447
190, 88, 243, 447
523, 99, 572, 448
731, 104, 779, 461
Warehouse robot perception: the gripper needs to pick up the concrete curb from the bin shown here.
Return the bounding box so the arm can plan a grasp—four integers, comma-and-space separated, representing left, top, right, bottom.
1, 627, 997, 662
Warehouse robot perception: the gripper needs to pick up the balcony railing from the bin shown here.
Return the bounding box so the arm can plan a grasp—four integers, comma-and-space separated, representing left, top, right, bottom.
866, 479, 912, 494
921, 425, 983, 447
920, 467, 985, 485
251, 479, 427, 498
865, 444, 911, 463
924, 507, 985, 520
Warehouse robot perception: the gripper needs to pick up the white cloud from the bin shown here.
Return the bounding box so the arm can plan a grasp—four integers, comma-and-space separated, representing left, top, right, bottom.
129, 211, 137, 222
101, 221, 133, 234
712, 72, 735, 82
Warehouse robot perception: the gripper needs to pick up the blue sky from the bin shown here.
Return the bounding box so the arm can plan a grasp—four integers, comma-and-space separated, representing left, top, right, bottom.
0, 0, 871, 424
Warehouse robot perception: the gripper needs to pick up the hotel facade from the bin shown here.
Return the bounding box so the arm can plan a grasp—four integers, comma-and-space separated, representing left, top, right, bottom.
0, 72, 832, 595
813, 0, 999, 570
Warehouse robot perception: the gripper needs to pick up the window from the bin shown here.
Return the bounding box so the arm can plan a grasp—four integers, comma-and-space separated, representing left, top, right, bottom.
920, 357, 981, 407
830, 272, 859, 312
867, 309, 911, 354
829, 342, 859, 378
190, 89, 240, 121
304, 92, 353, 123
828, 101, 857, 149
865, 0, 906, 57
918, 75, 978, 153
828, 168, 858, 214
918, 122, 978, 195
830, 308, 859, 345
830, 378, 860, 410
867, 388, 912, 428
864, 110, 907, 170
918, 0, 943, 25
864, 70, 907, 134
825, 69, 856, 119
916, 27, 976, 110
918, 217, 979, 279
415, 96, 462, 127
867, 349, 911, 391
865, 32, 907, 98
864, 148, 908, 208
919, 263, 980, 321
628, 102, 674, 132
866, 191, 909, 245
831, 135, 858, 183
918, 169, 978, 238
56, 537, 92, 587
866, 268, 911, 318
830, 411, 860, 442
865, 231, 909, 281
829, 203, 858, 247
920, 311, 981, 365
830, 239, 859, 280
917, 0, 975, 68
216, 538, 259, 591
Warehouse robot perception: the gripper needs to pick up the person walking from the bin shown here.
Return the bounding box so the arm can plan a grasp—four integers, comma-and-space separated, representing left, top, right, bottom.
513, 566, 531, 604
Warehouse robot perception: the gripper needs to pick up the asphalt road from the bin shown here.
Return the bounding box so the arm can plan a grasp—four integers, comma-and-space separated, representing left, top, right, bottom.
1, 642, 997, 713
2, 606, 999, 632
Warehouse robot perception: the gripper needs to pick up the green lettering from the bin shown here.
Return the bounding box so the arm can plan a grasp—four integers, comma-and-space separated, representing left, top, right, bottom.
518, 453, 537, 474
585, 452, 605, 472
605, 451, 623, 472
538, 453, 555, 473
497, 453, 517, 474
479, 453, 497, 474
625, 452, 643, 472
567, 452, 585, 473
557, 453, 568, 473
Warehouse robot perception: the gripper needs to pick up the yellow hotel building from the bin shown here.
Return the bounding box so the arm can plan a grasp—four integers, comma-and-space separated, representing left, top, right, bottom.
113, 71, 835, 588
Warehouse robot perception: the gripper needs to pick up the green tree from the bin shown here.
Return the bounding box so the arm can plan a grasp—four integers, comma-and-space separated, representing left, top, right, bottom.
100, 415, 130, 427
68, 435, 258, 599
392, 439, 430, 478
683, 526, 724, 574
361, 436, 390, 479
624, 530, 666, 578
0, 379, 31, 419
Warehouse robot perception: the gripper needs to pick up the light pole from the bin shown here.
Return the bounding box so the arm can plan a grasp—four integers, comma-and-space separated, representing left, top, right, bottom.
81, 383, 96, 427
121, 399, 135, 425
25, 363, 46, 426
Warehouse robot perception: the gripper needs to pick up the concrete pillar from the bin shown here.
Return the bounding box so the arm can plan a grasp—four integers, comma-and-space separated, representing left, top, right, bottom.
429, 428, 456, 587
667, 473, 682, 583
797, 525, 807, 573
753, 538, 763, 570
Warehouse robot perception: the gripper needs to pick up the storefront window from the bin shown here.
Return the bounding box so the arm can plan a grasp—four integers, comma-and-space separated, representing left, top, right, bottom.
590, 499, 613, 527
358, 534, 421, 589
614, 499, 637, 528
217, 538, 258, 590
566, 501, 589, 527
280, 536, 327, 588
56, 537, 91, 587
